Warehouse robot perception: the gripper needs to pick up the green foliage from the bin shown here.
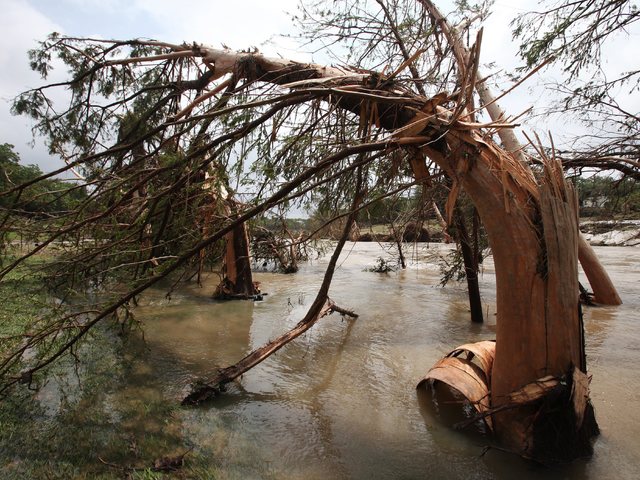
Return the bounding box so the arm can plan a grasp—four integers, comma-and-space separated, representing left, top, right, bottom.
361, 195, 418, 226
511, 1, 640, 177
0, 143, 87, 216
438, 246, 465, 287
366, 256, 396, 273
512, 1, 639, 79
0, 264, 48, 348
12, 36, 173, 161
574, 175, 640, 217
0, 329, 193, 479
0, 265, 200, 478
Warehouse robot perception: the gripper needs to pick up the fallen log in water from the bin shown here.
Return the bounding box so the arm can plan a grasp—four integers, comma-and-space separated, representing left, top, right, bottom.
182, 298, 357, 405
183, 168, 364, 406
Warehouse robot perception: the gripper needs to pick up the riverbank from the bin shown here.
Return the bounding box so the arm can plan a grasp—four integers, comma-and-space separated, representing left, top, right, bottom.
353, 220, 640, 247
580, 220, 640, 247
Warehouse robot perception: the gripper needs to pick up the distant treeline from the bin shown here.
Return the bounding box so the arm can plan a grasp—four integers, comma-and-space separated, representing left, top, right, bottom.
1, 143, 87, 216
574, 176, 640, 217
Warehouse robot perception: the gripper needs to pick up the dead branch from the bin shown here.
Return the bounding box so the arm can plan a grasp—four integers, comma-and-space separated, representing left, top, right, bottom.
182, 167, 365, 405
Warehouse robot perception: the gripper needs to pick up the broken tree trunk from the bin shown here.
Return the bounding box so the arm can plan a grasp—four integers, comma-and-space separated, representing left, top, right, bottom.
214, 199, 260, 299
421, 0, 621, 306
215, 218, 258, 299
475, 78, 620, 306
183, 168, 364, 405
432, 202, 453, 243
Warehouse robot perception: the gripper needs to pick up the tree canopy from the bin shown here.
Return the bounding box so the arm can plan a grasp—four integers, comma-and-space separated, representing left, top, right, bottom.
0, 143, 86, 218
512, 0, 640, 178
0, 0, 635, 461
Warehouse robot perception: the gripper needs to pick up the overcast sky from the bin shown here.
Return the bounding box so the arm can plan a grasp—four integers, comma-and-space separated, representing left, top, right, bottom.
1, 0, 637, 173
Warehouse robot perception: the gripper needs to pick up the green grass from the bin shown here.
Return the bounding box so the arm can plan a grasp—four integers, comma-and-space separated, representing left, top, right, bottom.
0, 256, 222, 479
0, 266, 48, 335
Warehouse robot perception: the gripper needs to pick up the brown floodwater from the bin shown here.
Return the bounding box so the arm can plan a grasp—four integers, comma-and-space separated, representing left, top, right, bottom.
27, 243, 638, 479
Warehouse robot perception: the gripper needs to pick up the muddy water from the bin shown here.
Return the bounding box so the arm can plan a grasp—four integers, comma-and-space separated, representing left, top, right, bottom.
121, 243, 639, 479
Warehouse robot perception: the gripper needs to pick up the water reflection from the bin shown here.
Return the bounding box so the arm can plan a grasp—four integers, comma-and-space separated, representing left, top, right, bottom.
10, 243, 640, 479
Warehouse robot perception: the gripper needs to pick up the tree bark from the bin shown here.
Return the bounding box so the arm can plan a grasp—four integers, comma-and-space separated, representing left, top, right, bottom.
421, 135, 596, 458
216, 219, 258, 298
453, 208, 483, 323
420, 0, 620, 306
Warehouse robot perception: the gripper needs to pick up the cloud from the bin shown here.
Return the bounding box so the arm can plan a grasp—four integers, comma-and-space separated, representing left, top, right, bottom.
0, 0, 64, 171
1, 0, 305, 172
132, 0, 299, 48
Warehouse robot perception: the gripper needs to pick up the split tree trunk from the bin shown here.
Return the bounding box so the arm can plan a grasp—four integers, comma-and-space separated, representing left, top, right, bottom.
420, 0, 621, 306
421, 136, 596, 459
213, 194, 259, 299
179, 41, 611, 459
216, 219, 258, 298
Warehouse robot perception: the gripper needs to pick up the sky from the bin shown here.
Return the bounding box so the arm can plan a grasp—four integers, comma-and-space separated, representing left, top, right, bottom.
1, 0, 638, 173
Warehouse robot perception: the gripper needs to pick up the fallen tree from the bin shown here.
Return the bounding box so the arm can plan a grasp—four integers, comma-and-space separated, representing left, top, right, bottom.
184, 167, 363, 404
1, 0, 631, 463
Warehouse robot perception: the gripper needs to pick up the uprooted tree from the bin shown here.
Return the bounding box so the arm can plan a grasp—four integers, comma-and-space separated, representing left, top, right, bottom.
0, 0, 633, 463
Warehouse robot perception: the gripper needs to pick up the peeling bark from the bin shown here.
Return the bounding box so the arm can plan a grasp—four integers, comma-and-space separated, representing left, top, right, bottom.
420, 0, 620, 306
214, 219, 259, 299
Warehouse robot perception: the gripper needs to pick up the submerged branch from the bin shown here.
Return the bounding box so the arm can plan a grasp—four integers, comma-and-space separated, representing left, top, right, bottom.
182, 166, 365, 405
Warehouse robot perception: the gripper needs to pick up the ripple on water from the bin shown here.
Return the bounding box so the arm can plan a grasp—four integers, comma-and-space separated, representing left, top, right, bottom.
119, 244, 640, 479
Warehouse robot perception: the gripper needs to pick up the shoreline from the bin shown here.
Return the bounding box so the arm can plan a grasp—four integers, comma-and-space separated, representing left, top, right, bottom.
580, 219, 640, 247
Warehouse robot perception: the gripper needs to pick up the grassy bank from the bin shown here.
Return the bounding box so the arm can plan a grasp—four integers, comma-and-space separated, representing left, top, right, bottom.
0, 259, 218, 479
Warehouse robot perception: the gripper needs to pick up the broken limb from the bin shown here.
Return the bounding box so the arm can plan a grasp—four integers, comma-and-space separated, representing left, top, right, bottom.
182, 168, 364, 405
181, 298, 356, 405
328, 304, 359, 318
422, 0, 621, 306
577, 234, 622, 305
